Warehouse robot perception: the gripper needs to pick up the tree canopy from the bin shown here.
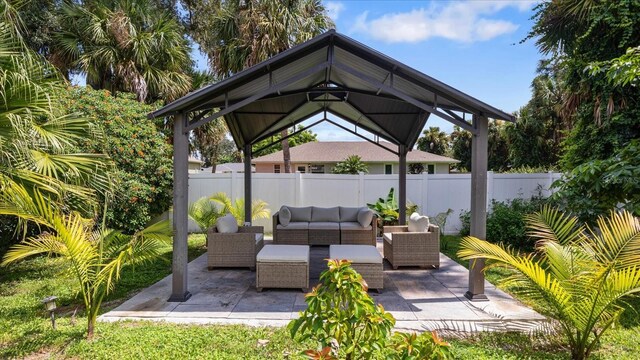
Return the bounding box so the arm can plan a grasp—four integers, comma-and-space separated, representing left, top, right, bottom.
416, 127, 449, 155
55, 0, 192, 102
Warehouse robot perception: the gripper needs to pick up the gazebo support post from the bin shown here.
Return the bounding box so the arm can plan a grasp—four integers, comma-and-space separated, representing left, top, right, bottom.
169, 112, 191, 302
465, 114, 489, 302
244, 144, 252, 224
398, 145, 407, 225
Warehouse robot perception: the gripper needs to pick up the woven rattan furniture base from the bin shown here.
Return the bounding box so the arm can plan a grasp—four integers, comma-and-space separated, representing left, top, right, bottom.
207, 226, 264, 270
274, 229, 308, 245
309, 229, 340, 245
256, 245, 310, 292
330, 245, 383, 291
340, 230, 375, 246
383, 224, 440, 269
351, 263, 383, 291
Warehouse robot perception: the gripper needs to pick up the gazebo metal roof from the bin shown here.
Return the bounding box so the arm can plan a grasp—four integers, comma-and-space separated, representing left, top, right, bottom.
154, 30, 513, 304
151, 30, 513, 150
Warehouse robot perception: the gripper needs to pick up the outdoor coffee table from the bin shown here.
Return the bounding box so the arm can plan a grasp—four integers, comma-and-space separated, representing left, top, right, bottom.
329, 245, 383, 291
256, 245, 309, 292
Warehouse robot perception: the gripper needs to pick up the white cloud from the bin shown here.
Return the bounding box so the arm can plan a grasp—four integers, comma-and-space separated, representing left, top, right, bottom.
349, 1, 535, 43
325, 1, 345, 21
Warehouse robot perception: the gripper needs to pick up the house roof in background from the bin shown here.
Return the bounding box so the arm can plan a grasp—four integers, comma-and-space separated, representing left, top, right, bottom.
188, 156, 203, 164
252, 141, 459, 164
205, 163, 256, 173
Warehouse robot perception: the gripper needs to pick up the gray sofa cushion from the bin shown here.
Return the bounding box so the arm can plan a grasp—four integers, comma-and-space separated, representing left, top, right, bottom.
357, 208, 375, 227
339, 207, 360, 222
288, 207, 312, 222
308, 222, 340, 230
311, 206, 340, 222
276, 222, 309, 230
279, 206, 291, 226
340, 221, 372, 231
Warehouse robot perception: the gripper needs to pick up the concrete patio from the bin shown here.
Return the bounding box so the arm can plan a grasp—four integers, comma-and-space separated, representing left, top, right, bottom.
101, 240, 547, 333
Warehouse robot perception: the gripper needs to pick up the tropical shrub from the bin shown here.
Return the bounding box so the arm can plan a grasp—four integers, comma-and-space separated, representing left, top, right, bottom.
552, 139, 640, 222
332, 155, 369, 174
387, 331, 451, 360
209, 192, 270, 226
289, 260, 451, 360
431, 209, 454, 250
58, 87, 173, 232
458, 207, 640, 360
459, 197, 548, 251
367, 188, 418, 227
289, 259, 395, 359
1, 190, 173, 339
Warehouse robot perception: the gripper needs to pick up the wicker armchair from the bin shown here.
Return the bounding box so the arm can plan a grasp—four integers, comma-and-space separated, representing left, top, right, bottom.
382, 224, 440, 269
207, 226, 264, 270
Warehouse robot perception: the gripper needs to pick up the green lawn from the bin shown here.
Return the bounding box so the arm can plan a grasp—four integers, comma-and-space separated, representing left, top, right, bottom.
0, 234, 638, 359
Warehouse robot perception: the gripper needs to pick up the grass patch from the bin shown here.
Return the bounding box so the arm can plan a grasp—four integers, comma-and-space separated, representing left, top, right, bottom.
64, 323, 307, 360
0, 234, 206, 358
1, 233, 638, 358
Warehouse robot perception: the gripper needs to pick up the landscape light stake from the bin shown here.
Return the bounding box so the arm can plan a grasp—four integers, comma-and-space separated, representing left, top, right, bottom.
42, 296, 58, 329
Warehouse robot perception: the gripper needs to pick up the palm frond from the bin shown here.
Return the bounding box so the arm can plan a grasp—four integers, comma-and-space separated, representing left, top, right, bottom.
525, 205, 585, 246
188, 196, 222, 232
588, 210, 640, 269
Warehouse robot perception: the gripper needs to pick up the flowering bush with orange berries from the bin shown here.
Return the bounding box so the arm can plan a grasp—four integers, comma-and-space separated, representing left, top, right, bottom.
58, 87, 173, 232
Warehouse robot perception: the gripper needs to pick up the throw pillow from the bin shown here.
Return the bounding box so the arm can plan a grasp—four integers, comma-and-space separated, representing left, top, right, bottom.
357, 208, 374, 227
408, 212, 430, 232
216, 214, 239, 233
279, 206, 291, 226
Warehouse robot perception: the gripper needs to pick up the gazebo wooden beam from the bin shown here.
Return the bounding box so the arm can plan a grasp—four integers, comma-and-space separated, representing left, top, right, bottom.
169, 112, 191, 302
465, 114, 489, 301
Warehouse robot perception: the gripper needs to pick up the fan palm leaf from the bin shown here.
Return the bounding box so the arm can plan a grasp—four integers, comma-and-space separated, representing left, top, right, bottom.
55, 0, 191, 103
0, 1, 111, 222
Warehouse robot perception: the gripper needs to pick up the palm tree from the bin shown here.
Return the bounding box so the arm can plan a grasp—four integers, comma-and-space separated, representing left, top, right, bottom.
1, 190, 173, 339
458, 206, 640, 360
192, 119, 229, 173
209, 192, 270, 226
55, 0, 191, 102
332, 155, 369, 174
0, 0, 109, 219
190, 0, 333, 172
188, 196, 222, 233
416, 127, 449, 155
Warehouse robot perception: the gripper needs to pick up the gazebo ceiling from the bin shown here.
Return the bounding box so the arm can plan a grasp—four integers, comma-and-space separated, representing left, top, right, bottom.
150, 30, 514, 150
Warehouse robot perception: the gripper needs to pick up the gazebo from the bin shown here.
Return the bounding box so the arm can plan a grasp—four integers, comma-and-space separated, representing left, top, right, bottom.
149, 30, 514, 303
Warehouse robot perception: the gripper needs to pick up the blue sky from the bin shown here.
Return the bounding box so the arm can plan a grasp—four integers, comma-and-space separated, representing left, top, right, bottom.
308, 0, 542, 141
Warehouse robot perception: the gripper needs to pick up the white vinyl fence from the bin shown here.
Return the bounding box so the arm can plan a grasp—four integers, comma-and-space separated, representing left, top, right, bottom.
187, 172, 562, 235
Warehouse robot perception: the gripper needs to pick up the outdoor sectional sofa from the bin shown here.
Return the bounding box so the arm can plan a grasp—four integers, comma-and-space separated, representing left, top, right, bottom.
273, 206, 377, 246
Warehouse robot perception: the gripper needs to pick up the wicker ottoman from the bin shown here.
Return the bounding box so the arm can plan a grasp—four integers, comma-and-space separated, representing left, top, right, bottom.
329, 245, 383, 291
256, 245, 309, 292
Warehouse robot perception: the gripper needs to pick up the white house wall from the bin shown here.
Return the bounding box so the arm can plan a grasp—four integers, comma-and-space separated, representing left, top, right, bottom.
186, 172, 562, 235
